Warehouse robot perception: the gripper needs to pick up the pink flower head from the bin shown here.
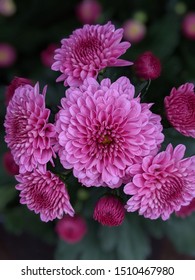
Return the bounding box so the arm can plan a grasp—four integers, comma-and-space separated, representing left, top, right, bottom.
123, 19, 146, 43
4, 83, 56, 173
3, 150, 19, 175
93, 195, 125, 226
75, 0, 102, 24
164, 83, 195, 137
175, 198, 195, 218
0, 0, 16, 16
55, 76, 164, 188
5, 76, 33, 106
182, 12, 195, 40
41, 43, 59, 68
0, 43, 16, 67
56, 215, 87, 243
51, 22, 132, 87
134, 51, 161, 80
15, 170, 74, 222
124, 144, 195, 220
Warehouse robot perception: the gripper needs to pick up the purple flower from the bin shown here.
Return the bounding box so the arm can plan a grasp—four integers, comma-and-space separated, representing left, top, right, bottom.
54, 76, 164, 188
124, 144, 195, 220
164, 83, 195, 138
51, 22, 132, 87
4, 83, 56, 173
16, 170, 74, 222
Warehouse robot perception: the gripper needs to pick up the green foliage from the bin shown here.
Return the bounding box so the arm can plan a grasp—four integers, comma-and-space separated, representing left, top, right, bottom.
165, 214, 195, 256
3, 206, 56, 244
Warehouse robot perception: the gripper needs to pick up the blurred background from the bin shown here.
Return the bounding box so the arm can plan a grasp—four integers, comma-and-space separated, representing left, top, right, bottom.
1, 0, 195, 260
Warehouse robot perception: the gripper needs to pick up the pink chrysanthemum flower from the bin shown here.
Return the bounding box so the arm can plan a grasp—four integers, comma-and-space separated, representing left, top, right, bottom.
93, 195, 125, 226
51, 22, 132, 87
0, 0, 16, 16
164, 83, 195, 138
123, 19, 146, 44
15, 170, 74, 222
124, 144, 195, 220
182, 12, 195, 40
55, 76, 164, 188
56, 215, 87, 243
5, 76, 33, 105
4, 83, 56, 173
175, 198, 195, 218
75, 0, 102, 24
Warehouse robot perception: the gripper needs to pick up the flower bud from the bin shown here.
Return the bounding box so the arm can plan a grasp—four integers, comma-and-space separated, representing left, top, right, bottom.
134, 51, 161, 80
93, 195, 125, 226
56, 215, 87, 243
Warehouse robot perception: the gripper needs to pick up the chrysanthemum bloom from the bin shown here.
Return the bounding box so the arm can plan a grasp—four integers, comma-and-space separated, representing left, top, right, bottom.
51, 22, 132, 87
0, 43, 16, 67
56, 215, 87, 243
5, 76, 33, 105
75, 0, 102, 24
0, 0, 16, 16
55, 77, 164, 188
41, 43, 59, 68
124, 144, 195, 220
175, 198, 195, 218
134, 51, 161, 80
182, 12, 195, 40
123, 19, 146, 43
4, 83, 56, 173
15, 170, 74, 222
164, 83, 195, 137
93, 195, 125, 226
3, 150, 19, 175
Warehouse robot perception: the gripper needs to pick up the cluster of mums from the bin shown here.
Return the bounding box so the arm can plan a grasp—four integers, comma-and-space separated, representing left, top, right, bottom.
4, 22, 195, 239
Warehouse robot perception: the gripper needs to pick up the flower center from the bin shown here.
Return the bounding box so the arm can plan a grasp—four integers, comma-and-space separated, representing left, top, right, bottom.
101, 135, 112, 145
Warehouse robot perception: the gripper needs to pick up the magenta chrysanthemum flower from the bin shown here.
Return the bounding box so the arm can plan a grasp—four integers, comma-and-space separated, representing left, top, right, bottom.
93, 195, 125, 226
176, 198, 195, 218
55, 76, 164, 188
15, 170, 74, 222
164, 83, 195, 137
4, 83, 56, 173
51, 22, 132, 87
56, 215, 87, 243
124, 144, 195, 220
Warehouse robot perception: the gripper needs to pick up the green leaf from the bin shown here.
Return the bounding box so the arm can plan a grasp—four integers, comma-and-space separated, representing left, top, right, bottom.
0, 185, 17, 211
148, 14, 180, 59
98, 225, 120, 252
3, 206, 56, 243
55, 221, 116, 260
142, 218, 165, 239
117, 215, 151, 259
165, 214, 195, 256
